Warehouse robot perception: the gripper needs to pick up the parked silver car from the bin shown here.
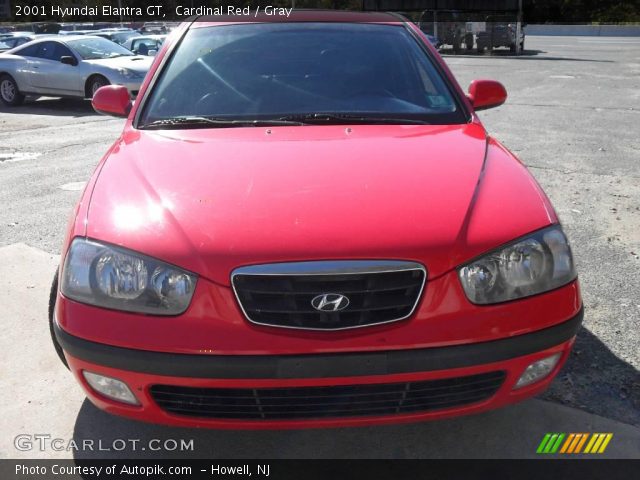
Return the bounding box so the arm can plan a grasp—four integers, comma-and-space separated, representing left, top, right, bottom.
0, 36, 152, 106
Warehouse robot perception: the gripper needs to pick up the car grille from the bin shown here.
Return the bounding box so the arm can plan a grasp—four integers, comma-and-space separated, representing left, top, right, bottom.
150, 371, 505, 420
231, 261, 426, 330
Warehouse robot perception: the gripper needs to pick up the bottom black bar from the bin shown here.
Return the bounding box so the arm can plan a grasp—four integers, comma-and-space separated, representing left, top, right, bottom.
2, 459, 637, 480
54, 307, 583, 379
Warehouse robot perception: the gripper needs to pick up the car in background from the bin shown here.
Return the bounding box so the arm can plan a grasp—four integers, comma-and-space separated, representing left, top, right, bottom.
419, 10, 473, 53
94, 30, 140, 46
58, 30, 96, 36
0, 32, 22, 40
51, 13, 582, 429
98, 28, 133, 33
58, 23, 95, 34
0, 36, 152, 106
140, 22, 168, 34
1, 36, 38, 50
0, 33, 37, 49
423, 33, 441, 49
477, 23, 524, 53
122, 35, 166, 56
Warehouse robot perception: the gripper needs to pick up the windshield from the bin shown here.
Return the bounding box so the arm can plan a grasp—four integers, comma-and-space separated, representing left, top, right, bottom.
136, 38, 164, 48
67, 37, 134, 59
140, 23, 464, 127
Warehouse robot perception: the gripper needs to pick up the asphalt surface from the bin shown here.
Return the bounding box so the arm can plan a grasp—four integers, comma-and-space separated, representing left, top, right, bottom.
0, 36, 638, 459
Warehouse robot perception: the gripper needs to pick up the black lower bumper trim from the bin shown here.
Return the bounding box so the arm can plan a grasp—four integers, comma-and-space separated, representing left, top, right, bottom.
54, 307, 582, 379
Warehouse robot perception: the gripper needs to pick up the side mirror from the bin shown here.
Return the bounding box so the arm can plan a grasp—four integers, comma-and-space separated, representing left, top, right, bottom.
467, 79, 507, 111
60, 55, 77, 66
148, 49, 158, 57
92, 85, 132, 118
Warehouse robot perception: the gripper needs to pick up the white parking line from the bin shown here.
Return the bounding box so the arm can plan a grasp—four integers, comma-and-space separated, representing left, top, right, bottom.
0, 151, 42, 163
576, 39, 640, 44
58, 181, 86, 191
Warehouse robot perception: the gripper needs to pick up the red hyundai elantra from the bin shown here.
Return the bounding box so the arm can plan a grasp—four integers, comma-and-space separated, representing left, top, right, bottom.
51, 12, 582, 429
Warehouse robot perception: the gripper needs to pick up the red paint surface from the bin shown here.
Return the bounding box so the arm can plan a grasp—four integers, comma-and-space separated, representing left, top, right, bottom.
65, 339, 574, 429
57, 12, 582, 427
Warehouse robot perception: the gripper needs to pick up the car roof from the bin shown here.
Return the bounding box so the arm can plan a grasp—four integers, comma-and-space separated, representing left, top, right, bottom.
16, 35, 101, 46
191, 10, 402, 28
57, 35, 103, 41
132, 34, 165, 40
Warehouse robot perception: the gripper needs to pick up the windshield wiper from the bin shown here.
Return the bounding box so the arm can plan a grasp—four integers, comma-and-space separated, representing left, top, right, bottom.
278, 113, 430, 125
140, 116, 306, 130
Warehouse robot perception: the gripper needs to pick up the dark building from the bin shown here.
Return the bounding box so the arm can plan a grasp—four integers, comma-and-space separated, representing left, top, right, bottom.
0, 0, 11, 19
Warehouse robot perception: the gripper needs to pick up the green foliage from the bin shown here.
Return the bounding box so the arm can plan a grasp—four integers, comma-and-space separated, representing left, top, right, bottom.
524, 0, 640, 23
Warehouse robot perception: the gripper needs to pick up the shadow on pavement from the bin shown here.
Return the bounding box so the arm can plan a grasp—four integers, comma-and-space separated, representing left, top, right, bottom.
0, 97, 98, 117
441, 48, 614, 62
70, 326, 638, 460
440, 47, 544, 57
70, 398, 544, 459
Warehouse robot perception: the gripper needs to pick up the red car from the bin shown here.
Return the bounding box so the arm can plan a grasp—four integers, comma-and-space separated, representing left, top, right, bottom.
51, 12, 582, 429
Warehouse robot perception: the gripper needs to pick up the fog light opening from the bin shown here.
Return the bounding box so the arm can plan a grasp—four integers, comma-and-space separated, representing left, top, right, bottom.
82, 371, 139, 405
514, 353, 562, 389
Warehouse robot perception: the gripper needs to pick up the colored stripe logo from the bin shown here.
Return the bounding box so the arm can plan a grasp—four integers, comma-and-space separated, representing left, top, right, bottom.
537, 433, 613, 454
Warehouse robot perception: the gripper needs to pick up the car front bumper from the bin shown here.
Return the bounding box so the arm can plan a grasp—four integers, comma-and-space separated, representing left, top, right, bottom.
111, 78, 143, 96
54, 309, 582, 429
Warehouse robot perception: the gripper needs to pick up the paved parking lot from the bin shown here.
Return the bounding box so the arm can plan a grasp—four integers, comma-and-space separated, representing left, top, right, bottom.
0, 36, 638, 459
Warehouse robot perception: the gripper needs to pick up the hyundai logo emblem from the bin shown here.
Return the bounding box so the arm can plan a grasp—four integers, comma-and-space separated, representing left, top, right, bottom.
311, 293, 350, 312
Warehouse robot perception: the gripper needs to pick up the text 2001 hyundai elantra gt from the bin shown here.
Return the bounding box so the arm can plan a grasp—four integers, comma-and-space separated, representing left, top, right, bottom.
51, 12, 582, 429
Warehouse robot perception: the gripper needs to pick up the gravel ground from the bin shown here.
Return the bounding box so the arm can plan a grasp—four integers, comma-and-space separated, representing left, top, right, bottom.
1, 35, 638, 426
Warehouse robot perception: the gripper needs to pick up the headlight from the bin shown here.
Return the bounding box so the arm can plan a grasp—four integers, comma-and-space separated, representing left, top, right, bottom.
458, 226, 576, 304
61, 238, 196, 315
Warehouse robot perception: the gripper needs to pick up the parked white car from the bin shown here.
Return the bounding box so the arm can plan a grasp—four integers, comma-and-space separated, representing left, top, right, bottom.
0, 36, 153, 106
121, 35, 166, 56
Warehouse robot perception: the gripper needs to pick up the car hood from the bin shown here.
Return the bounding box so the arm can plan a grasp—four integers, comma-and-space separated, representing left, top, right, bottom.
85, 55, 152, 73
86, 123, 554, 285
